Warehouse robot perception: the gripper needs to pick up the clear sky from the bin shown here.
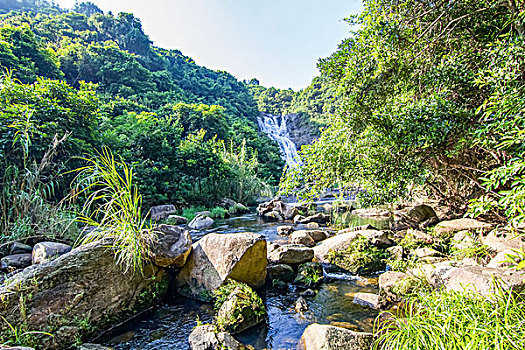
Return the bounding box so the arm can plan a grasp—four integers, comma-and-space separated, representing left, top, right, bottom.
53, 0, 363, 90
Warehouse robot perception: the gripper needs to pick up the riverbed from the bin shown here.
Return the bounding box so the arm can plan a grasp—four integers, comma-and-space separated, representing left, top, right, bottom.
105, 213, 386, 350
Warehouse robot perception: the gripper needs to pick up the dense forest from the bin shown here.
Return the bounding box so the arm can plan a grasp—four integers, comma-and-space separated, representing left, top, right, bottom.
0, 0, 288, 215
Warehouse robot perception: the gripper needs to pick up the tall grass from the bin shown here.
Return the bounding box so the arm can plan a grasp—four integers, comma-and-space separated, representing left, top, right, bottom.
374, 287, 525, 350
71, 147, 153, 274
0, 119, 77, 244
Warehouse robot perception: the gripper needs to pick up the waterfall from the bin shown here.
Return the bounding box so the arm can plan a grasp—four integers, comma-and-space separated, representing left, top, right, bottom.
257, 113, 302, 168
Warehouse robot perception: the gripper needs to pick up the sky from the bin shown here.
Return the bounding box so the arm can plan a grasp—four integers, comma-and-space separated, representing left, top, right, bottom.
53, 0, 363, 90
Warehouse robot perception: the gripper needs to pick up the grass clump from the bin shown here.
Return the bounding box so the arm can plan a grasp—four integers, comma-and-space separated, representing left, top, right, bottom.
450, 238, 493, 264
71, 148, 153, 274
328, 235, 389, 274
374, 288, 525, 350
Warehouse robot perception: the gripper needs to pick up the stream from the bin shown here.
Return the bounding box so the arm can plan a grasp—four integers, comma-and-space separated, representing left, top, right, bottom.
105, 212, 389, 350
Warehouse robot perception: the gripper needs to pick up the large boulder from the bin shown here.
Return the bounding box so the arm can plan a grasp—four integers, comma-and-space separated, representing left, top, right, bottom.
178, 233, 267, 301
300, 324, 374, 350
0, 240, 169, 350
150, 204, 177, 221
189, 215, 214, 230
267, 244, 314, 264
150, 224, 192, 267
482, 229, 525, 253
434, 218, 492, 238
391, 204, 438, 231
189, 325, 245, 350
256, 199, 298, 221
32, 242, 72, 265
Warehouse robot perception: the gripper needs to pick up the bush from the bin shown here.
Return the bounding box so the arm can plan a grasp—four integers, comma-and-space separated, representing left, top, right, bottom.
328, 235, 389, 274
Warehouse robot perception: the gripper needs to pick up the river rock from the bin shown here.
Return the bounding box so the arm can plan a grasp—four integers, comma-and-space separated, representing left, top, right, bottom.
297, 212, 330, 224
487, 249, 514, 268
295, 229, 328, 242
391, 204, 438, 231
410, 247, 441, 259
188, 215, 214, 230
1, 253, 32, 270
434, 218, 492, 238
178, 233, 267, 301
482, 229, 525, 253
306, 222, 320, 229
150, 224, 192, 267
431, 266, 525, 296
0, 347, 35, 350
291, 231, 316, 247
267, 264, 295, 282
338, 224, 376, 234
314, 231, 359, 263
78, 345, 114, 350
277, 225, 294, 235
300, 324, 375, 350
353, 293, 381, 309
150, 204, 177, 221
314, 229, 391, 262
352, 208, 391, 218
234, 203, 249, 214
267, 244, 314, 264
218, 198, 237, 209
257, 199, 298, 221
167, 215, 188, 225
216, 286, 265, 333
387, 245, 404, 259
189, 325, 245, 350
32, 242, 72, 265
10, 242, 32, 255
379, 271, 408, 297
0, 240, 168, 350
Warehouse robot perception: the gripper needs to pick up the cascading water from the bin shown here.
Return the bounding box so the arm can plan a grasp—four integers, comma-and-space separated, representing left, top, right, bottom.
257, 113, 302, 168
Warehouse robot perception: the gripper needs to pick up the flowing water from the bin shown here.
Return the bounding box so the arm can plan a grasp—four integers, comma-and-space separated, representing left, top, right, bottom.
257, 114, 302, 168
105, 213, 385, 350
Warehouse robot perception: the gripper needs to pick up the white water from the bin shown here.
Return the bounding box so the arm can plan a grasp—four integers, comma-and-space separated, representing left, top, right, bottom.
257, 113, 302, 168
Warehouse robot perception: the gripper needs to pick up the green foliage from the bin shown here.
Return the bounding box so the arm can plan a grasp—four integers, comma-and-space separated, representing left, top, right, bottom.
450, 238, 493, 264
389, 275, 431, 298
282, 0, 525, 211
375, 288, 525, 350
71, 148, 153, 274
0, 316, 53, 348
328, 235, 389, 274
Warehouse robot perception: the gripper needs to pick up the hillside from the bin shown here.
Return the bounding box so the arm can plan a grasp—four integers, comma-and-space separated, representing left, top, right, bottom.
0, 1, 285, 209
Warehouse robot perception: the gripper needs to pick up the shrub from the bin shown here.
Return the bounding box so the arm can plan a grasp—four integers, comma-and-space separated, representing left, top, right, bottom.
328, 235, 389, 274
71, 147, 153, 274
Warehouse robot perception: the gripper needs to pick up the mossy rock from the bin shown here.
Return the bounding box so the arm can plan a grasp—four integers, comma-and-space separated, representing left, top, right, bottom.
214, 280, 266, 334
